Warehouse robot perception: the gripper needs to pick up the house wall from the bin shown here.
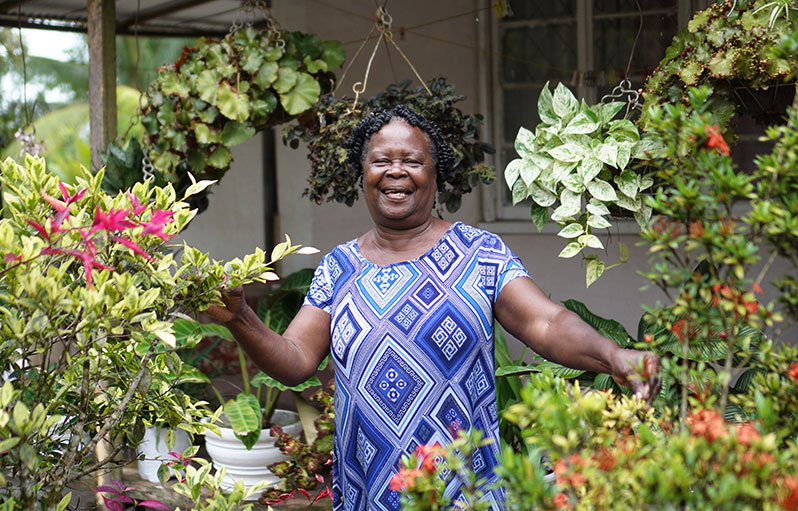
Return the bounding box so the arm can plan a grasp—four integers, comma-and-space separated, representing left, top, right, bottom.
182, 0, 795, 347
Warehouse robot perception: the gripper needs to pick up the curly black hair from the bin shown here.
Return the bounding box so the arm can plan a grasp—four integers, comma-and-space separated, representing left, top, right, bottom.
345, 104, 455, 192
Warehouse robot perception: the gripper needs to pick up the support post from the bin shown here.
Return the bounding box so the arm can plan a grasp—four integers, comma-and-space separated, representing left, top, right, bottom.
88, 0, 117, 171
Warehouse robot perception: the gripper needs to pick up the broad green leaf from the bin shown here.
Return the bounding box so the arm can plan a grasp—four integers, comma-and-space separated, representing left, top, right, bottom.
514, 127, 536, 158
504, 158, 521, 189
511, 178, 528, 205
251, 91, 278, 119
279, 72, 321, 115
638, 175, 654, 191
595, 142, 618, 167
161, 73, 190, 98
217, 82, 250, 122
518, 158, 542, 186
528, 183, 557, 207
587, 214, 611, 229
552, 83, 579, 118
579, 233, 604, 249
551, 203, 580, 222
558, 241, 582, 258
253, 62, 279, 89
0, 438, 20, 453
608, 119, 640, 142
224, 394, 261, 445
251, 372, 322, 392
560, 188, 581, 209
578, 156, 604, 184
495, 364, 542, 377
193, 123, 221, 144
537, 82, 558, 125
632, 138, 665, 159
303, 56, 327, 74
548, 143, 587, 163
557, 223, 584, 238
634, 205, 653, 227
616, 142, 633, 170
273, 67, 299, 94
587, 179, 617, 201
708, 49, 735, 76
241, 47, 265, 74
196, 70, 219, 104
615, 192, 642, 212
597, 101, 625, 124
536, 360, 586, 378
561, 173, 585, 193
586, 257, 605, 287
321, 40, 346, 69
530, 203, 549, 232
562, 110, 600, 135
614, 170, 639, 198
563, 299, 631, 346
207, 146, 232, 169
222, 122, 256, 147
56, 492, 72, 511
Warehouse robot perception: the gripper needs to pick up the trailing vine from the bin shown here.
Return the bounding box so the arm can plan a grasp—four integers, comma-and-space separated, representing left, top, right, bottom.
282, 77, 495, 213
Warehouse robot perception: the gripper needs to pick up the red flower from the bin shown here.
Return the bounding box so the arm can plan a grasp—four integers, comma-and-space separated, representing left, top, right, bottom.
553, 492, 572, 509
787, 363, 798, 385
687, 408, 727, 442
735, 423, 760, 447
112, 236, 153, 261
705, 124, 730, 156
141, 209, 175, 240
671, 319, 687, 342
752, 282, 763, 294
595, 448, 617, 471
389, 468, 422, 491
780, 476, 798, 511
91, 208, 136, 234
129, 192, 146, 216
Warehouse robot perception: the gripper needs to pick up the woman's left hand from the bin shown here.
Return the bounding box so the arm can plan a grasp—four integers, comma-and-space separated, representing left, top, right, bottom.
610, 349, 662, 405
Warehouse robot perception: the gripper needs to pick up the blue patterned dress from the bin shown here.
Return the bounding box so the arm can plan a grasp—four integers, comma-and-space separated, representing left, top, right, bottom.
303, 222, 529, 511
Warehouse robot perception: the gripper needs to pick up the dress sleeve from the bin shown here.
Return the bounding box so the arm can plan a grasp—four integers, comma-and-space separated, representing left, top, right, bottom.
303, 253, 335, 314
483, 233, 530, 304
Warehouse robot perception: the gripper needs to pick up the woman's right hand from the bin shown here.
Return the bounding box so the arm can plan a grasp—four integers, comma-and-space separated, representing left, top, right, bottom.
203, 285, 246, 323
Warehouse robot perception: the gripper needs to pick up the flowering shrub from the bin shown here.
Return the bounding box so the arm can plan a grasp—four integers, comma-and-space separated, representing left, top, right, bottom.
0, 155, 313, 510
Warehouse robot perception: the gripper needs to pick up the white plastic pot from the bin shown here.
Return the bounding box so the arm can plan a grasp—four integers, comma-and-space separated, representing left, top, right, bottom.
136, 426, 191, 483
204, 409, 302, 497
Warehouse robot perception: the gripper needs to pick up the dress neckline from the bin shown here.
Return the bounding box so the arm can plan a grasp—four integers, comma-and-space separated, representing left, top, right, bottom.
352, 222, 460, 268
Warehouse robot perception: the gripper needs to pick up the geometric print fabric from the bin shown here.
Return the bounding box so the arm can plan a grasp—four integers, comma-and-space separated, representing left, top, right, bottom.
304, 222, 530, 511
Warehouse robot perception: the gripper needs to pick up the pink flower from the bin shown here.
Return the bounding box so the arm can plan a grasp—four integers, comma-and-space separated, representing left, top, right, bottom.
128, 192, 146, 216
26, 219, 49, 241
112, 236, 153, 261
91, 208, 136, 234
141, 209, 175, 240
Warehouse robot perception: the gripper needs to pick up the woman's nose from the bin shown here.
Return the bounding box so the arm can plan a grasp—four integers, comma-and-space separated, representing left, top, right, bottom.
385, 161, 406, 176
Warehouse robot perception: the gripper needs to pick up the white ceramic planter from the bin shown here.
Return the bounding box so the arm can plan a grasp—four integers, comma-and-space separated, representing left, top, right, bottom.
136, 426, 191, 483
204, 409, 302, 497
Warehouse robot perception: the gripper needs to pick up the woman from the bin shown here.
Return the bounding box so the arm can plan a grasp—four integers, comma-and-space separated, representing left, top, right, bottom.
207, 105, 660, 510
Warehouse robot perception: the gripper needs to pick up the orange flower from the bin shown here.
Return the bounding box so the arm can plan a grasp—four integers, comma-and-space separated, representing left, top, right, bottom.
787, 363, 798, 385
687, 408, 727, 441
388, 472, 405, 491
554, 492, 572, 509
671, 319, 687, 342
743, 300, 759, 316
752, 282, 763, 294
780, 476, 798, 511
705, 124, 730, 156
688, 221, 705, 237
736, 423, 761, 447
595, 448, 617, 471
389, 468, 422, 491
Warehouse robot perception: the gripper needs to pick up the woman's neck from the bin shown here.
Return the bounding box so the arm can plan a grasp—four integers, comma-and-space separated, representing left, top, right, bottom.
359, 217, 453, 265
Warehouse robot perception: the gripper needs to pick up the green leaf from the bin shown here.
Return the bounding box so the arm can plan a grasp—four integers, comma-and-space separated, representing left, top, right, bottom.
161, 73, 190, 97
578, 156, 604, 184
303, 56, 327, 74
528, 183, 557, 207
616, 142, 632, 170
557, 223, 584, 238
530, 203, 549, 232
537, 83, 558, 125
517, 158, 542, 186
224, 394, 262, 446
222, 122, 256, 147
253, 62, 279, 89
273, 67, 299, 94
217, 82, 250, 122
321, 40, 346, 69
561, 173, 585, 193
548, 143, 587, 163
586, 257, 605, 287
514, 127, 536, 158
608, 120, 640, 142
586, 179, 617, 201
552, 83, 579, 118
595, 142, 618, 167
279, 72, 321, 115
504, 158, 522, 189
579, 233, 604, 249
193, 123, 221, 144
708, 49, 735, 76
536, 360, 585, 378
0, 438, 20, 453
196, 70, 220, 104
558, 241, 582, 258
632, 139, 665, 159
207, 146, 232, 169
614, 170, 638, 198
241, 47, 265, 74
563, 299, 631, 346
562, 110, 600, 135
587, 199, 610, 216
587, 214, 611, 229
551, 203, 580, 222
511, 178, 528, 205
496, 364, 541, 378
619, 242, 629, 263
56, 492, 72, 511
638, 175, 654, 191
598, 101, 625, 124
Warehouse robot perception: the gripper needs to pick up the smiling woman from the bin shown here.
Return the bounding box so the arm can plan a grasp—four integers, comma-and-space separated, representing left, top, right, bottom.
204, 104, 661, 511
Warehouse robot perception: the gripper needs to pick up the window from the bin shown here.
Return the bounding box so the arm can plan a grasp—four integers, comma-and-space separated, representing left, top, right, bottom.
484, 0, 694, 223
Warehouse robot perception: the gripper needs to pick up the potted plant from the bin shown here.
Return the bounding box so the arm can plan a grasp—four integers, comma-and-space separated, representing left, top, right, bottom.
0, 154, 314, 511
282, 77, 496, 213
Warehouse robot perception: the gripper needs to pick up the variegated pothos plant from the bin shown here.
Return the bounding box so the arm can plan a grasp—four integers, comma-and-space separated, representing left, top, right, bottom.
504, 82, 662, 286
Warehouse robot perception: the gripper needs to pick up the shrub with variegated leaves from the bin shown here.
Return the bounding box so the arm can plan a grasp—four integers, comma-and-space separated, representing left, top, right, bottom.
0, 154, 314, 511
504, 82, 662, 286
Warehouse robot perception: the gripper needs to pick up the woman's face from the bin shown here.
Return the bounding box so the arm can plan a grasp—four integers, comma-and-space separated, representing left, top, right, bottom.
362, 120, 437, 230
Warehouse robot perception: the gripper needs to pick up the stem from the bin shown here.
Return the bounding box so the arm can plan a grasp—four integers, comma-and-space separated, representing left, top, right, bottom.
680, 339, 689, 425
755, 251, 778, 286
237, 345, 250, 396
718, 323, 739, 413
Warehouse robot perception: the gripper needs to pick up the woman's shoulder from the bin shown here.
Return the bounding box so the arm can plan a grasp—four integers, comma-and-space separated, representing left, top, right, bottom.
449, 222, 505, 250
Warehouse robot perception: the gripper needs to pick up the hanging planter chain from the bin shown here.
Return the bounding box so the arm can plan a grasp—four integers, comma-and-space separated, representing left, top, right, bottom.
336, 6, 432, 114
